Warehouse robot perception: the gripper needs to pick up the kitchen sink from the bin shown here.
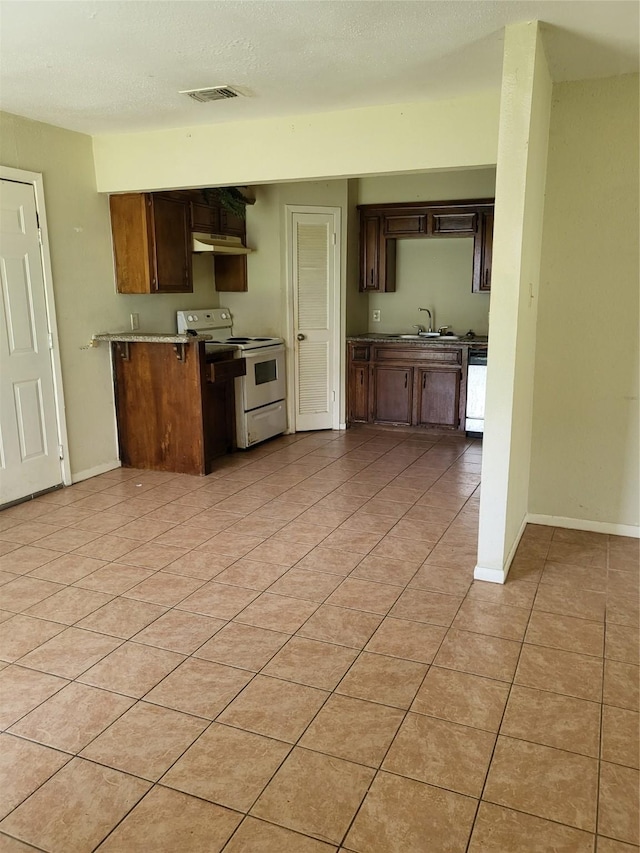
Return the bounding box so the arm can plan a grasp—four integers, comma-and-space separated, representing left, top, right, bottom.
388, 333, 460, 341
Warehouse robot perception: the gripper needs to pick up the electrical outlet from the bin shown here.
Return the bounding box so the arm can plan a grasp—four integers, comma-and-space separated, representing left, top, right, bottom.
130, 313, 140, 331
372, 310, 381, 322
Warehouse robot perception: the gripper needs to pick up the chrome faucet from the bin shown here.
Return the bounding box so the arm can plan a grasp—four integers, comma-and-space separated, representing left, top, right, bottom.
418, 308, 433, 332
412, 324, 426, 333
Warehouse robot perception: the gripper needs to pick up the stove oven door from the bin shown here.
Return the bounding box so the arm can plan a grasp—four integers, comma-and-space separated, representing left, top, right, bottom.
239, 345, 286, 411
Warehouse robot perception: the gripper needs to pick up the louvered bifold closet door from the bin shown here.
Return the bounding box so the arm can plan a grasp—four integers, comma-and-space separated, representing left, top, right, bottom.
292, 212, 336, 431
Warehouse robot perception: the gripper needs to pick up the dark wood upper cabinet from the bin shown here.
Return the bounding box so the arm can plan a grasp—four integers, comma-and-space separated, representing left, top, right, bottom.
360, 213, 396, 293
190, 200, 220, 233
110, 193, 192, 294
473, 210, 494, 293
358, 198, 494, 294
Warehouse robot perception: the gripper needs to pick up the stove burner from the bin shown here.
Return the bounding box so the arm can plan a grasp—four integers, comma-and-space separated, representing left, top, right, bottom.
253, 337, 272, 341
226, 337, 251, 342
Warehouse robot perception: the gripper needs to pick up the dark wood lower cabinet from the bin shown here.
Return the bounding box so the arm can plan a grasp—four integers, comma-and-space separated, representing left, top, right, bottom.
372, 366, 413, 425
347, 341, 469, 431
415, 368, 461, 428
113, 340, 244, 475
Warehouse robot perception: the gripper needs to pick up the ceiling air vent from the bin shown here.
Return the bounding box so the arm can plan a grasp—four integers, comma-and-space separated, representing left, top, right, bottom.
180, 86, 241, 103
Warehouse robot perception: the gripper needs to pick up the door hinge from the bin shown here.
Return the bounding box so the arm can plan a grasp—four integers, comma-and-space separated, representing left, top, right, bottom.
332, 232, 337, 245
37, 228, 43, 246
58, 444, 64, 460
47, 332, 54, 349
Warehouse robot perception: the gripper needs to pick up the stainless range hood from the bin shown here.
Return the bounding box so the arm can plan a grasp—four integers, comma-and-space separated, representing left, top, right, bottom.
192, 233, 252, 255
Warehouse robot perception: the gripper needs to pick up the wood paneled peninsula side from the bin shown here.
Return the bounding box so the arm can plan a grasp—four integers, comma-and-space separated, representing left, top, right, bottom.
93, 333, 245, 475
347, 335, 487, 431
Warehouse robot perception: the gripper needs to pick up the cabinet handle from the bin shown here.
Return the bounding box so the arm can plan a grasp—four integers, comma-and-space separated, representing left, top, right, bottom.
370, 269, 373, 286
404, 373, 408, 389
484, 269, 490, 287
423, 373, 426, 389
360, 371, 364, 385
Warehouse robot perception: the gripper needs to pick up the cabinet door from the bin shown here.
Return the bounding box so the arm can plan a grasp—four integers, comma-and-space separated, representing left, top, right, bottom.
373, 366, 412, 425
473, 210, 493, 293
150, 196, 192, 293
360, 214, 396, 293
219, 207, 245, 237
190, 201, 220, 233
431, 211, 478, 235
415, 368, 460, 429
348, 364, 370, 423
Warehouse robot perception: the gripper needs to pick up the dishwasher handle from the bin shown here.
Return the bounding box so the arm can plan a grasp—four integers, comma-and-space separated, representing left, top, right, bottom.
469, 349, 487, 366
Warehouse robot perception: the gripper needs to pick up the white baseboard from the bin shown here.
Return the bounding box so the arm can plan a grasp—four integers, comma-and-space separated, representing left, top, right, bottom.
72, 460, 121, 483
474, 513, 528, 585
527, 513, 640, 539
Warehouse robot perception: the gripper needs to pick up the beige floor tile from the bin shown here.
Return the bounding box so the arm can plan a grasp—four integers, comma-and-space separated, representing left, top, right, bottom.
24, 586, 112, 625
299, 693, 403, 767
466, 577, 537, 608
0, 758, 150, 853
598, 762, 640, 845
234, 592, 319, 633
371, 536, 433, 566
344, 771, 476, 853
9, 682, 134, 753
336, 652, 427, 709
601, 705, 640, 768
525, 610, 604, 657
468, 802, 596, 853
408, 563, 472, 597
116, 542, 188, 570
534, 583, 606, 621
411, 666, 509, 731
95, 786, 242, 853
0, 734, 70, 820
33, 528, 99, 553
77, 642, 184, 698
0, 576, 64, 613
224, 817, 337, 852
298, 605, 382, 648
383, 712, 495, 796
0, 615, 65, 662
325, 578, 401, 615
350, 554, 418, 586
501, 684, 601, 756
145, 658, 252, 719
247, 539, 315, 567
73, 562, 153, 594
389, 588, 462, 626
122, 571, 204, 606
162, 722, 289, 810
77, 597, 166, 639
217, 675, 328, 742
18, 627, 121, 679
274, 521, 336, 546
452, 597, 529, 641
193, 621, 286, 670
484, 736, 598, 831
73, 535, 143, 563
267, 568, 343, 602
80, 701, 207, 780
213, 559, 289, 590
364, 617, 446, 664
29, 553, 107, 584
162, 550, 235, 580
295, 547, 363, 576
133, 609, 226, 653
176, 581, 260, 619
110, 518, 176, 542
540, 561, 607, 592
546, 541, 607, 568
515, 643, 603, 701
434, 628, 521, 682
251, 747, 374, 844
262, 636, 358, 690
607, 592, 640, 628
596, 837, 639, 853
603, 659, 639, 710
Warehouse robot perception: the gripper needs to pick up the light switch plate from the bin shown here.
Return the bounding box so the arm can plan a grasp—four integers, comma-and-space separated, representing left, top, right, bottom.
372, 310, 381, 322
130, 313, 140, 331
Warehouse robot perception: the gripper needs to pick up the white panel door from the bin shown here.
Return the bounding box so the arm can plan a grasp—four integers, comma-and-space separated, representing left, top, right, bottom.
0, 179, 62, 503
291, 211, 338, 432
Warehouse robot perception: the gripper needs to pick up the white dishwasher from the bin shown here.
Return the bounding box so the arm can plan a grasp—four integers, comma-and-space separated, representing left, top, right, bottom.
465, 349, 487, 436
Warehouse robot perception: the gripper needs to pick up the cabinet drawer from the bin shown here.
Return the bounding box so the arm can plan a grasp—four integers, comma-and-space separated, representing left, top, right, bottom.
432, 212, 478, 234
373, 346, 462, 365
384, 214, 427, 236
350, 344, 370, 362
207, 357, 246, 384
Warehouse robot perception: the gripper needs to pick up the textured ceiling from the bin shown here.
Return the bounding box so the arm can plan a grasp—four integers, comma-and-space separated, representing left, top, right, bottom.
0, 0, 638, 135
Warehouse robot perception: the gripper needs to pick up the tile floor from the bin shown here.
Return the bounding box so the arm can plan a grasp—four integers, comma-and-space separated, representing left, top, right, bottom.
0, 425, 638, 853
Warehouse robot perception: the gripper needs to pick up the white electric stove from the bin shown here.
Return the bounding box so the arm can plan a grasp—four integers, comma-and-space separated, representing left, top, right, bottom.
176, 308, 287, 448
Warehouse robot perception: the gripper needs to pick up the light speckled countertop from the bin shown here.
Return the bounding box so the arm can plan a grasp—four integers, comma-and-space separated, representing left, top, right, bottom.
93, 332, 214, 344
347, 334, 488, 346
